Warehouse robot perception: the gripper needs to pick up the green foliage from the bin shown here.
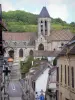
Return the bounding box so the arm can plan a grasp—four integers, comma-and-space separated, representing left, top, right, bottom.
20, 56, 34, 74
53, 59, 57, 66
41, 57, 48, 61
20, 56, 42, 75
2, 10, 75, 33
2, 10, 37, 24
7, 22, 37, 32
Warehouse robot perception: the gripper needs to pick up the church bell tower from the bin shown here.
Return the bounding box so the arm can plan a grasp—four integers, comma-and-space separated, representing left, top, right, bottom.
38, 7, 51, 36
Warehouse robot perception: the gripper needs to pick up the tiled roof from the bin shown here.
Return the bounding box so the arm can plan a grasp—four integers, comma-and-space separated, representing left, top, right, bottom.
57, 36, 75, 57
3, 29, 73, 43
46, 29, 73, 42
69, 45, 75, 55
30, 62, 48, 81
39, 7, 50, 18
3, 32, 37, 41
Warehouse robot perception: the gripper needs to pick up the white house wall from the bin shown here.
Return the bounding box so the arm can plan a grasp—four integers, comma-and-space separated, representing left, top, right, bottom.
35, 68, 49, 94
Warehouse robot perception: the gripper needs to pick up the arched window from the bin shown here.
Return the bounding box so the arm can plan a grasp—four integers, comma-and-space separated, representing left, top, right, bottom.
38, 44, 44, 50
29, 50, 33, 56
8, 50, 14, 58
19, 49, 23, 57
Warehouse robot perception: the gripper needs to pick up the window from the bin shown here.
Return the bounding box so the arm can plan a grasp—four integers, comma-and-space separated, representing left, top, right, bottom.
24, 42, 26, 45
57, 67, 59, 82
61, 43, 64, 46
71, 67, 74, 88
41, 21, 43, 23
45, 20, 47, 28
38, 44, 44, 50
8, 50, 14, 58
32, 81, 35, 91
65, 65, 66, 84
29, 50, 33, 56
61, 65, 62, 82
68, 66, 70, 86
14, 42, 17, 45
19, 49, 23, 57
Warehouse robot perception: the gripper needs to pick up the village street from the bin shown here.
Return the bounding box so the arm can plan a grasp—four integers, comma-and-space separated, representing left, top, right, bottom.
6, 60, 52, 100
7, 62, 23, 100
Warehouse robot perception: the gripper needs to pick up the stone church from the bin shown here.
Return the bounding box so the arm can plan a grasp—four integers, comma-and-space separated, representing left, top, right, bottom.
3, 7, 73, 62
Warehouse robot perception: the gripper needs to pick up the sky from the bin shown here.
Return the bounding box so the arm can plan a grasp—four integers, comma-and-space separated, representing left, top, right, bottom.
0, 0, 75, 23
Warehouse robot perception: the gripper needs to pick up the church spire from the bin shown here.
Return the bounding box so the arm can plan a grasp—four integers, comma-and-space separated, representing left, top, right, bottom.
38, 7, 51, 36
39, 7, 50, 18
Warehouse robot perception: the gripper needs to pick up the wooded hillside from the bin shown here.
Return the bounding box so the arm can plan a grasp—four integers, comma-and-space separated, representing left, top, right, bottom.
2, 10, 75, 33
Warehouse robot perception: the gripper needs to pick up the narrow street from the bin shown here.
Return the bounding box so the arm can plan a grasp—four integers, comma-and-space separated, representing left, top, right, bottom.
7, 62, 23, 100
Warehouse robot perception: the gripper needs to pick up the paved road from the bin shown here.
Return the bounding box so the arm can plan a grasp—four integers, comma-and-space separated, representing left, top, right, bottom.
7, 62, 23, 100
7, 81, 23, 97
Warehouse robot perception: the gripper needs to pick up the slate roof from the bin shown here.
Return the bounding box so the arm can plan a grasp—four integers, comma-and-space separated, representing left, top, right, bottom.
29, 61, 48, 81
39, 7, 50, 18
69, 45, 75, 55
46, 29, 73, 42
57, 36, 75, 57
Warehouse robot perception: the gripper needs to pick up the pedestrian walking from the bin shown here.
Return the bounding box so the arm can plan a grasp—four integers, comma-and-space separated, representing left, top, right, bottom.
39, 90, 45, 100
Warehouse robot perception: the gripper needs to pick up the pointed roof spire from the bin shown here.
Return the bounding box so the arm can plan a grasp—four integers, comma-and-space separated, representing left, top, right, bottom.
39, 7, 50, 18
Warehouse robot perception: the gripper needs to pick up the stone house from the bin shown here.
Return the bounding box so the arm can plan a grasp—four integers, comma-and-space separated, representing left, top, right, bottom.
2, 7, 73, 62
56, 36, 75, 100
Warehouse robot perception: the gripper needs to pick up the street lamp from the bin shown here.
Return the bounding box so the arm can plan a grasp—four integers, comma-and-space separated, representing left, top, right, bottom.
7, 58, 13, 68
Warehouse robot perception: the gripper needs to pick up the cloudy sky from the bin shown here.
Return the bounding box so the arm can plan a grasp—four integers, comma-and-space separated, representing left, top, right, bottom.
0, 0, 75, 23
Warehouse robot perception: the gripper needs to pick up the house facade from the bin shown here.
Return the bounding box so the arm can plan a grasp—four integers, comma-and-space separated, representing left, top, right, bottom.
45, 64, 57, 100
57, 36, 75, 100
24, 60, 49, 100
2, 7, 73, 62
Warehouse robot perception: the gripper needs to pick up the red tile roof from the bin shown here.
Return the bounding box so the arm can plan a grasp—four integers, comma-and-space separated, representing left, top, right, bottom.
3, 32, 37, 41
